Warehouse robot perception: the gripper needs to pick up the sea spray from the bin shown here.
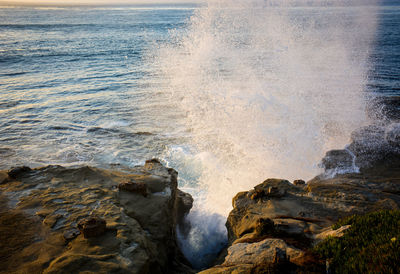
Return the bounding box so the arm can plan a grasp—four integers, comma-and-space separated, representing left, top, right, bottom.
155, 0, 378, 268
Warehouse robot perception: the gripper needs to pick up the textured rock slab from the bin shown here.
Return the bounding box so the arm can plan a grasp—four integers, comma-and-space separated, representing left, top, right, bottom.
224, 238, 304, 265
0, 160, 193, 273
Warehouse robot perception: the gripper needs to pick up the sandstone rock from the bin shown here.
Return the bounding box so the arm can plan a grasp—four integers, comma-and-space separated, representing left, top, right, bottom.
254, 218, 275, 236
223, 238, 304, 266
0, 162, 193, 273
118, 180, 148, 197
211, 146, 400, 273
77, 217, 107, 238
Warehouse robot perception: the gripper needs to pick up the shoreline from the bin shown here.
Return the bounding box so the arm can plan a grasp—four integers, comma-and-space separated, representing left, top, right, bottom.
0, 122, 399, 273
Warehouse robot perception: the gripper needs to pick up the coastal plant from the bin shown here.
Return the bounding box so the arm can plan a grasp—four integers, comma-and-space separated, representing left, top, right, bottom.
314, 210, 400, 274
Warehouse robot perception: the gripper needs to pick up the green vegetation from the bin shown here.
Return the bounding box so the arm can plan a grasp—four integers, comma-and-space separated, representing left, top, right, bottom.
314, 210, 400, 274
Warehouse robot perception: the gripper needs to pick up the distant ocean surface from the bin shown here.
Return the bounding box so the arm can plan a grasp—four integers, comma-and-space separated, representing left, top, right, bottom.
0, 2, 399, 172
0, 4, 196, 169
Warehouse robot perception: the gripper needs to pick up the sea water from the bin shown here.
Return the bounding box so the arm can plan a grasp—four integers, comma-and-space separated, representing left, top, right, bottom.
0, 0, 399, 268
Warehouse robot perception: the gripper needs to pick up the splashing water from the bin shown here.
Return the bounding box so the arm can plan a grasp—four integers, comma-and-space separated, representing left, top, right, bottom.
156, 0, 378, 268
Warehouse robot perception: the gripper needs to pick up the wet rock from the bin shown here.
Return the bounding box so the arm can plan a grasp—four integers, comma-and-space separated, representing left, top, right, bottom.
63, 228, 81, 242
346, 124, 399, 169
293, 179, 305, 186
386, 122, 400, 150
321, 149, 354, 171
7, 166, 31, 179
176, 189, 194, 235
118, 180, 147, 197
77, 217, 106, 238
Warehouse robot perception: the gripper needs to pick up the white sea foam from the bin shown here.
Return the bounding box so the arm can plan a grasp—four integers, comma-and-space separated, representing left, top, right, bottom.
156, 0, 379, 268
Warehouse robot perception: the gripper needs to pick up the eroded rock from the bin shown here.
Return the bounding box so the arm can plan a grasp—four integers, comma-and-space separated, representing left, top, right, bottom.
204, 143, 400, 273
0, 162, 193, 274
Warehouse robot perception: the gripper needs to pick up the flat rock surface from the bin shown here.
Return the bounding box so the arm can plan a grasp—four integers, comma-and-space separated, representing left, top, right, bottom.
0, 160, 193, 274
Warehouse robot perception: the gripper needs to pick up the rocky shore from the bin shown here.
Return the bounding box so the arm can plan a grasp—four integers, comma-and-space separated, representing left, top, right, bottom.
0, 159, 193, 273
201, 123, 400, 273
1, 123, 399, 273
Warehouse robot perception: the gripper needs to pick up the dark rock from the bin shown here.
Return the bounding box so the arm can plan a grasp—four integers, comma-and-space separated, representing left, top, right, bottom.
63, 228, 80, 242
273, 247, 289, 264
267, 186, 285, 197
176, 189, 193, 219
250, 189, 265, 200
8, 166, 31, 179
145, 158, 161, 164
118, 180, 147, 197
175, 189, 194, 236
320, 123, 400, 173
321, 149, 354, 170
77, 217, 106, 238
386, 123, 400, 150
293, 180, 305, 186
255, 218, 275, 236
346, 124, 394, 169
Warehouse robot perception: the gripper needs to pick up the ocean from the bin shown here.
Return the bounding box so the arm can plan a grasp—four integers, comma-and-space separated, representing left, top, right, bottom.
0, 0, 399, 268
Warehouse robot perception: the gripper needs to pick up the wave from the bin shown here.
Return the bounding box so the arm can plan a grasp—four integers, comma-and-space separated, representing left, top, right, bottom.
156, 0, 379, 268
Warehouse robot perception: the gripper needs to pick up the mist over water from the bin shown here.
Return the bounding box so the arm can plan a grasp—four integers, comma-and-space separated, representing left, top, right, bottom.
157, 0, 379, 268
